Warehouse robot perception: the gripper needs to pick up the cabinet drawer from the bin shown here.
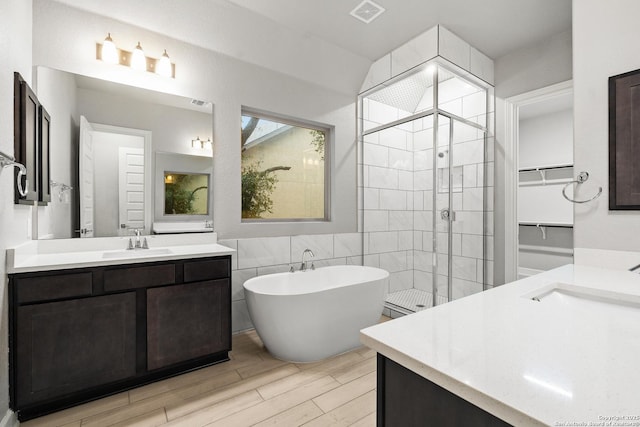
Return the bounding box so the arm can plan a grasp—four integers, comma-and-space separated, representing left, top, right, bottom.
104, 264, 175, 291
16, 272, 92, 303
183, 258, 230, 283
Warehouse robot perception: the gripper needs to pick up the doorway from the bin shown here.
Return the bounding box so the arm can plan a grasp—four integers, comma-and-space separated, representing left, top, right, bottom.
504, 81, 574, 281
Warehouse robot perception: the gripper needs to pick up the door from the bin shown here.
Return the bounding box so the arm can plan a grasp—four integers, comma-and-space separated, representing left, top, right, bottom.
146, 279, 231, 370
433, 114, 452, 304
79, 116, 95, 237
118, 147, 145, 230
434, 115, 487, 304
15, 293, 136, 407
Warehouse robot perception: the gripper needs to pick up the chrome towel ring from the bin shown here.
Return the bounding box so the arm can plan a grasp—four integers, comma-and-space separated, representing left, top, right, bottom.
0, 150, 28, 197
562, 171, 602, 204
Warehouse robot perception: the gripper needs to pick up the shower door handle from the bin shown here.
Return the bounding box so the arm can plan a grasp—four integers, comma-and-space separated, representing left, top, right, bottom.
440, 208, 455, 221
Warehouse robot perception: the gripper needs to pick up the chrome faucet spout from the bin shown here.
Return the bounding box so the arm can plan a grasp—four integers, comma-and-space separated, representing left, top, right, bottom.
300, 249, 315, 271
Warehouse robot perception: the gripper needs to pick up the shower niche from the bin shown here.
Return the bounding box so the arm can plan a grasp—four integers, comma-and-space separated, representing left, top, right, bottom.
359, 59, 494, 314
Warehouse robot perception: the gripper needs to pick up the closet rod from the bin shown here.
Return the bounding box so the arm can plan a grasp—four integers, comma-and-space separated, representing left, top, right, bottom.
519, 222, 573, 228
518, 164, 573, 172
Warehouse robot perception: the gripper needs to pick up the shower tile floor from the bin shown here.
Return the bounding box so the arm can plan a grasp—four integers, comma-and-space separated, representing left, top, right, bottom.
385, 289, 449, 315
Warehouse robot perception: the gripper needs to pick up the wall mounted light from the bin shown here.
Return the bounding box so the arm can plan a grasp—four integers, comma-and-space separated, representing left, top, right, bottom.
101, 33, 119, 64
131, 42, 146, 71
157, 50, 172, 78
192, 137, 212, 149
96, 33, 176, 78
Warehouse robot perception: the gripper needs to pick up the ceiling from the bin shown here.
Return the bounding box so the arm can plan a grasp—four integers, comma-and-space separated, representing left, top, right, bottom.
225, 0, 572, 60
48, 0, 572, 94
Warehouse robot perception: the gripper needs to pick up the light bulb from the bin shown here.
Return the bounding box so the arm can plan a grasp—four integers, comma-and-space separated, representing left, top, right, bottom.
102, 33, 118, 64
131, 42, 146, 71
157, 49, 172, 77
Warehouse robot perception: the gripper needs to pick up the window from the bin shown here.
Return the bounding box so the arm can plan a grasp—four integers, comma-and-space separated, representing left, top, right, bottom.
241, 109, 329, 221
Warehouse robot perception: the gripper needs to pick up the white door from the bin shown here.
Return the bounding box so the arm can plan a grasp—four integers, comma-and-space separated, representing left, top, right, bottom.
79, 116, 95, 238
118, 147, 145, 230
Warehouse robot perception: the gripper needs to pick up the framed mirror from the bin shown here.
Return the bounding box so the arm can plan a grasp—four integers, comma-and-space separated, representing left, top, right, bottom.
33, 67, 213, 239
154, 152, 213, 221
609, 68, 640, 210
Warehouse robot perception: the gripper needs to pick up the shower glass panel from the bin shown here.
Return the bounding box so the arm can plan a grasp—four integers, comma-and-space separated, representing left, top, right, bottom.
360, 61, 491, 314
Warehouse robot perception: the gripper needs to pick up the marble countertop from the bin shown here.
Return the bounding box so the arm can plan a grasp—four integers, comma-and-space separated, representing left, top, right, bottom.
361, 265, 640, 426
7, 233, 235, 273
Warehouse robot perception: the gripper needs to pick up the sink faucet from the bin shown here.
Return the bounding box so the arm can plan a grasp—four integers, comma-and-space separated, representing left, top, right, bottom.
127, 228, 148, 250
134, 229, 142, 249
300, 249, 315, 271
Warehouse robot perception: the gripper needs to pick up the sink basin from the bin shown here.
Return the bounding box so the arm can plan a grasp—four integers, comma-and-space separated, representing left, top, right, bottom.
102, 248, 173, 259
525, 283, 640, 314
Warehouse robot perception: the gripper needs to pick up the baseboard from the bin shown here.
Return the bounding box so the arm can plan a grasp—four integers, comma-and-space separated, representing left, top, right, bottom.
0, 409, 17, 427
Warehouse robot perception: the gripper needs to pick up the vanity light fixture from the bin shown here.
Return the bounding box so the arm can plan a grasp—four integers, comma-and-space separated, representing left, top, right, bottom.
96, 33, 176, 78
192, 137, 212, 150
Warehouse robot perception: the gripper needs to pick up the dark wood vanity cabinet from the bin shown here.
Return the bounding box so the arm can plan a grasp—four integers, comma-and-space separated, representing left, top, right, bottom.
377, 355, 512, 427
9, 255, 231, 421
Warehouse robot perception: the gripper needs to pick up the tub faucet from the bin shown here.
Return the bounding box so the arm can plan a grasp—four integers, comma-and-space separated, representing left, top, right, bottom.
300, 249, 315, 271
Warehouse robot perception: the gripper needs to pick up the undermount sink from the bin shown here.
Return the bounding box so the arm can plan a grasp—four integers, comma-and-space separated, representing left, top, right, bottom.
525, 283, 640, 314
102, 248, 173, 259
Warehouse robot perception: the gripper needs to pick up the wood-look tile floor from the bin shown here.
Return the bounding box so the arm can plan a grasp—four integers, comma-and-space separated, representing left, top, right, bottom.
23, 318, 390, 427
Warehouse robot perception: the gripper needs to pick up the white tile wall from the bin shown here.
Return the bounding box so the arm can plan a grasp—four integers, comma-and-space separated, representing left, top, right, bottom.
291, 234, 334, 261
390, 26, 438, 76
438, 26, 471, 71
237, 236, 291, 269
334, 233, 362, 258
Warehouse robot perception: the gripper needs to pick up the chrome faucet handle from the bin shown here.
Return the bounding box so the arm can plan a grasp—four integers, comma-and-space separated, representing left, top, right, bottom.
142, 237, 149, 249
310, 262, 315, 271
127, 238, 134, 250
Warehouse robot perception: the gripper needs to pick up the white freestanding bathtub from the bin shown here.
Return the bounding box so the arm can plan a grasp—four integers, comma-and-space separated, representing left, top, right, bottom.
243, 265, 389, 363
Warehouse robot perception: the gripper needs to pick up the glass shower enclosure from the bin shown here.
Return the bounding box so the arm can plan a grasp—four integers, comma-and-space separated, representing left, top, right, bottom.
359, 60, 493, 314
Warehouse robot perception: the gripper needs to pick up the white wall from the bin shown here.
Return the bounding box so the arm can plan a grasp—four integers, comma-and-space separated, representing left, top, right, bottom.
493, 31, 573, 284
32, 0, 358, 240
573, 0, 640, 252
519, 109, 573, 169
0, 0, 32, 424
495, 31, 572, 100
77, 87, 212, 157
35, 67, 78, 239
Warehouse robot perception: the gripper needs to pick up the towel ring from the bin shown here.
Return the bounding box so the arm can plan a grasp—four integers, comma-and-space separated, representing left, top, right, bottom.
0, 150, 28, 197
562, 171, 602, 204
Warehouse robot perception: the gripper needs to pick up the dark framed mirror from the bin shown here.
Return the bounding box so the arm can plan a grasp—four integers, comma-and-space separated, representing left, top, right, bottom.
14, 72, 39, 203
609, 68, 640, 210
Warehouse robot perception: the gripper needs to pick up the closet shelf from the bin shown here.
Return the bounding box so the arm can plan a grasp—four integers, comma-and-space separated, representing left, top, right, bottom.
519, 244, 574, 256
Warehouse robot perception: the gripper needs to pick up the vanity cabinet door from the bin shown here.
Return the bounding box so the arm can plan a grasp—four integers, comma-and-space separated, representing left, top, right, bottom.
147, 279, 231, 370
15, 293, 137, 407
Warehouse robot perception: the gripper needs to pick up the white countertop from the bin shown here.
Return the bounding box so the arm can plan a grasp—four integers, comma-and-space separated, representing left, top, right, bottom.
361, 265, 640, 426
7, 233, 235, 273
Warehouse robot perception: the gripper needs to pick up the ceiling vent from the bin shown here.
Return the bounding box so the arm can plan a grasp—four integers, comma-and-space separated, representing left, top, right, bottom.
350, 0, 385, 24
190, 99, 208, 107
